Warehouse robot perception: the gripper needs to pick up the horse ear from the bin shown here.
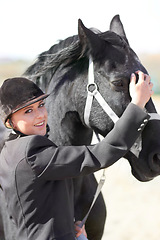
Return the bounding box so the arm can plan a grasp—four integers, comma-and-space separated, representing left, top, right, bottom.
110, 15, 129, 45
78, 19, 106, 58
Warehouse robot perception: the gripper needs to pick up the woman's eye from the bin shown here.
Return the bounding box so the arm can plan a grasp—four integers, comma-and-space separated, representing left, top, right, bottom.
39, 102, 45, 108
25, 109, 32, 114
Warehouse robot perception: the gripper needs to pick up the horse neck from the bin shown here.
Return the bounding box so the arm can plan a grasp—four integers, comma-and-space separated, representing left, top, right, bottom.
47, 79, 93, 146
48, 110, 93, 146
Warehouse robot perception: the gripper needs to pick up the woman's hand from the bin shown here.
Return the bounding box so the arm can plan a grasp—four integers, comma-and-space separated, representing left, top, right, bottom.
75, 221, 87, 238
129, 71, 153, 109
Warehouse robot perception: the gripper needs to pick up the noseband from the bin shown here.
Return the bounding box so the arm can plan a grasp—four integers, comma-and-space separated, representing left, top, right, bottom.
84, 56, 160, 127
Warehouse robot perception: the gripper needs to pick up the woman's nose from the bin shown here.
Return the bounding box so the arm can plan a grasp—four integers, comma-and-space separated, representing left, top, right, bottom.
36, 109, 44, 118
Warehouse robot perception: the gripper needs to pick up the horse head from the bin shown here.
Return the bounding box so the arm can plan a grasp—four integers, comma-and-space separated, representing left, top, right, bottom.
79, 16, 160, 182
74, 15, 160, 182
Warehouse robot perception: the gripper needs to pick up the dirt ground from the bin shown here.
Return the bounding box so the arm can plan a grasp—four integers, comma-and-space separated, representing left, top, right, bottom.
93, 95, 160, 240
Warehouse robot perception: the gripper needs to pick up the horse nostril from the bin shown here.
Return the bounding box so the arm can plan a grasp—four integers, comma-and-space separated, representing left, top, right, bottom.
153, 154, 160, 167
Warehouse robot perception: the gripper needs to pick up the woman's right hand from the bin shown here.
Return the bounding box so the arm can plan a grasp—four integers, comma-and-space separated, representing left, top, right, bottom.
129, 71, 153, 109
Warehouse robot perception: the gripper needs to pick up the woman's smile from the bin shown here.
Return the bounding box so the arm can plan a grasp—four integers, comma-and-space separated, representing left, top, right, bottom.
34, 121, 45, 127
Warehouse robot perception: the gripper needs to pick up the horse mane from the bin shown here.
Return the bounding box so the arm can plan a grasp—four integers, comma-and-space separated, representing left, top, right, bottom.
24, 29, 127, 83
24, 35, 83, 80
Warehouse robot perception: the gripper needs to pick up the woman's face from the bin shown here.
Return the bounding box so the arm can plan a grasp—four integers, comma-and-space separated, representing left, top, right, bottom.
10, 100, 48, 136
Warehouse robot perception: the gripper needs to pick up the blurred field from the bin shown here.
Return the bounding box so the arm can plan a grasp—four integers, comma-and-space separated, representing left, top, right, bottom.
0, 59, 32, 84
0, 55, 160, 240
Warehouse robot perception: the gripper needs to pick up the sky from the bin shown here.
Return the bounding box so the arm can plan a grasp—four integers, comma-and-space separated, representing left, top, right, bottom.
0, 0, 160, 60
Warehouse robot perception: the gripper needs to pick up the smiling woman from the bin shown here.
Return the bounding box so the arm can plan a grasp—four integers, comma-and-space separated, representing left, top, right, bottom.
9, 100, 48, 136
0, 77, 49, 138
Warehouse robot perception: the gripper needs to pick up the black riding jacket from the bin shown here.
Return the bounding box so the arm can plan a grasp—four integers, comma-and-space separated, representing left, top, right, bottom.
0, 103, 149, 240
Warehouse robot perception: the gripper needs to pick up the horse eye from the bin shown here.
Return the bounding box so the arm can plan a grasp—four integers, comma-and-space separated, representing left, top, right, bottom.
112, 80, 123, 87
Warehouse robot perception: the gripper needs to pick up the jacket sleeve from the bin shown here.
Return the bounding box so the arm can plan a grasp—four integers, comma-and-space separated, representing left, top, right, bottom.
26, 103, 150, 180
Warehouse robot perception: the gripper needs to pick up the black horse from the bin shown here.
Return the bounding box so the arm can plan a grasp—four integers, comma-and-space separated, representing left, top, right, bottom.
1, 14, 160, 240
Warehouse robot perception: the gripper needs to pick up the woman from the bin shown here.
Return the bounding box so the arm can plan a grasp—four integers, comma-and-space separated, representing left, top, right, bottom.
0, 72, 153, 240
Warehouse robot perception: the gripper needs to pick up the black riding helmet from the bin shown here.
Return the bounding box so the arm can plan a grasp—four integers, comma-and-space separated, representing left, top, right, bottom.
0, 77, 49, 128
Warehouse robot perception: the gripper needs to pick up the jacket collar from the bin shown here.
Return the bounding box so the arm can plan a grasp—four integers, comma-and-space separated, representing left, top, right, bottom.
8, 124, 50, 140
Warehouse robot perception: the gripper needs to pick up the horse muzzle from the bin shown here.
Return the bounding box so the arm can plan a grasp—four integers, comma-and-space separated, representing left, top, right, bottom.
126, 139, 160, 182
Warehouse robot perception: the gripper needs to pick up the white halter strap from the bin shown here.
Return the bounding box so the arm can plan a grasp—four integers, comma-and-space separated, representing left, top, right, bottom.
84, 56, 160, 127
84, 56, 119, 127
